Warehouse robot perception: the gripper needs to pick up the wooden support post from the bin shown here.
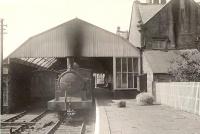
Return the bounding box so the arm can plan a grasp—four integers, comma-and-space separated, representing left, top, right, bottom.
137, 56, 141, 92
1, 19, 4, 114
113, 57, 116, 98
113, 57, 116, 90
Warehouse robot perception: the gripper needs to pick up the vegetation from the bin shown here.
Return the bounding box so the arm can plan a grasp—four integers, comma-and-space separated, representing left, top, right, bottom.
136, 93, 154, 106
169, 50, 200, 82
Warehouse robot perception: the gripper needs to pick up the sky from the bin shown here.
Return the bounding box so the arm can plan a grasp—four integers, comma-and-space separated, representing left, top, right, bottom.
0, 0, 200, 58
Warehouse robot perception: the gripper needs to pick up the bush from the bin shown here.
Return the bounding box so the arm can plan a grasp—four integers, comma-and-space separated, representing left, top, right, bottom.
136, 92, 154, 106
169, 50, 200, 82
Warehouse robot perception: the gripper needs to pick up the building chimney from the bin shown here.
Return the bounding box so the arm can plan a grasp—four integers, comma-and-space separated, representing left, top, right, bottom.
153, 0, 159, 4
116, 27, 129, 39
146, 0, 152, 4
116, 26, 120, 34
161, 0, 166, 4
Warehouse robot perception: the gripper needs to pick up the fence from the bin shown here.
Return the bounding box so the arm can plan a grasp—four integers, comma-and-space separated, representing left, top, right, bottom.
155, 82, 200, 116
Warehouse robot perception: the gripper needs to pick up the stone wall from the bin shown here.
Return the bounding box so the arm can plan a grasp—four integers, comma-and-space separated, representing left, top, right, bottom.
144, 0, 200, 49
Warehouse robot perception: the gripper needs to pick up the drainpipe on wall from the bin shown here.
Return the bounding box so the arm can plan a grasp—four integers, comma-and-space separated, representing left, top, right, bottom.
140, 49, 143, 75
138, 24, 145, 75
138, 22, 146, 92
138, 25, 145, 92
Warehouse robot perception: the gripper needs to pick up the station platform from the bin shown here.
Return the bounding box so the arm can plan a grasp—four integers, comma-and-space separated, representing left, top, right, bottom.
94, 88, 200, 134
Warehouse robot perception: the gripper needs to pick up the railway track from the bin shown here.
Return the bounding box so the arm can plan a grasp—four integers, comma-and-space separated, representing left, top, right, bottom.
1, 108, 95, 134
46, 117, 86, 134
0, 109, 47, 134
44, 109, 94, 134
22, 112, 59, 134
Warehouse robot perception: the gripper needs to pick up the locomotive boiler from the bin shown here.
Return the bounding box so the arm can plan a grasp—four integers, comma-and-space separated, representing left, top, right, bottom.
48, 58, 94, 112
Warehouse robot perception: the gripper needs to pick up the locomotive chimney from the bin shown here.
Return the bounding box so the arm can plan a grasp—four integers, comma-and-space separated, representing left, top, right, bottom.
67, 57, 74, 70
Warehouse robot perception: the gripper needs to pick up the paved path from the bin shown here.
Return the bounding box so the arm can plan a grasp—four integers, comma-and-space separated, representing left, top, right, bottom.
97, 99, 200, 134
95, 89, 200, 134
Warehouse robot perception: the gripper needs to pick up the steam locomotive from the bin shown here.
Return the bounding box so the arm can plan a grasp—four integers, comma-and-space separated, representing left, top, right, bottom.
48, 58, 94, 112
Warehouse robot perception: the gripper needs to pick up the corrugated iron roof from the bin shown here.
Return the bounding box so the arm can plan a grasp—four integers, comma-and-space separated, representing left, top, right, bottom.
8, 18, 140, 58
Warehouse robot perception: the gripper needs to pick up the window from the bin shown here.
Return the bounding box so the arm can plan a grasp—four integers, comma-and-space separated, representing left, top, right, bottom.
151, 37, 169, 50
116, 58, 138, 89
152, 41, 167, 49
3, 82, 8, 106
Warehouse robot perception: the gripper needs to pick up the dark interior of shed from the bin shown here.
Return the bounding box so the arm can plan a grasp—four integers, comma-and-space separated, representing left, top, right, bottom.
5, 57, 113, 112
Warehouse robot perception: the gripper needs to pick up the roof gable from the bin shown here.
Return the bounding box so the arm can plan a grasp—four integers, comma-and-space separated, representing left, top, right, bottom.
8, 18, 140, 58
143, 0, 200, 49
128, 1, 165, 47
138, 4, 164, 24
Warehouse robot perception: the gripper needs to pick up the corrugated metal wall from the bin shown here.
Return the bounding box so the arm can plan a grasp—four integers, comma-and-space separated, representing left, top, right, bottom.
9, 19, 139, 58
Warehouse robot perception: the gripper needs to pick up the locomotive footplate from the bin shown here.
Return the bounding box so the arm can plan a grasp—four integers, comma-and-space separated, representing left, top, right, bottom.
48, 97, 93, 111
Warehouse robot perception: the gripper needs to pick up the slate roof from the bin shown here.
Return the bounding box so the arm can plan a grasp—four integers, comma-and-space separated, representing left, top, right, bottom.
128, 1, 166, 47
143, 50, 179, 73
138, 3, 165, 24
144, 49, 199, 73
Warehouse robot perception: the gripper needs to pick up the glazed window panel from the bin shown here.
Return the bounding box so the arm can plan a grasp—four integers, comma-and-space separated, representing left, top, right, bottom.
122, 73, 127, 88
122, 58, 127, 72
128, 73, 133, 88
133, 58, 138, 73
116, 73, 121, 88
116, 57, 138, 89
128, 58, 133, 72
116, 58, 121, 72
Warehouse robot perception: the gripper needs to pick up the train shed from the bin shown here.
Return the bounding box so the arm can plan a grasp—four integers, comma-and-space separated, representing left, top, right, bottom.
2, 18, 140, 113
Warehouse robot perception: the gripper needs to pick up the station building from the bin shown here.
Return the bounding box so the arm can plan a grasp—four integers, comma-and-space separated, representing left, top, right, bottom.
2, 0, 200, 113
2, 19, 140, 113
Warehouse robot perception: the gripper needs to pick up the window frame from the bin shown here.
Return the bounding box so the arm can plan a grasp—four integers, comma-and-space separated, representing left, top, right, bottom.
115, 57, 139, 90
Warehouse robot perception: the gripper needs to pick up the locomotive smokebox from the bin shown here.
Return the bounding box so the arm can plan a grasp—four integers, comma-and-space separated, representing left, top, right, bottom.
59, 71, 84, 98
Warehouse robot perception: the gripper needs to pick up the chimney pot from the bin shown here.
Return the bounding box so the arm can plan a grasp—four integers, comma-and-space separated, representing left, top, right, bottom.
117, 26, 120, 32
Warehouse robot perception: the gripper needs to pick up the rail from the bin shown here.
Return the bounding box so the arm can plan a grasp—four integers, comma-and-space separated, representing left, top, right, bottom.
45, 120, 63, 134
46, 115, 86, 134
80, 121, 86, 134
3, 111, 27, 122
11, 110, 48, 134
